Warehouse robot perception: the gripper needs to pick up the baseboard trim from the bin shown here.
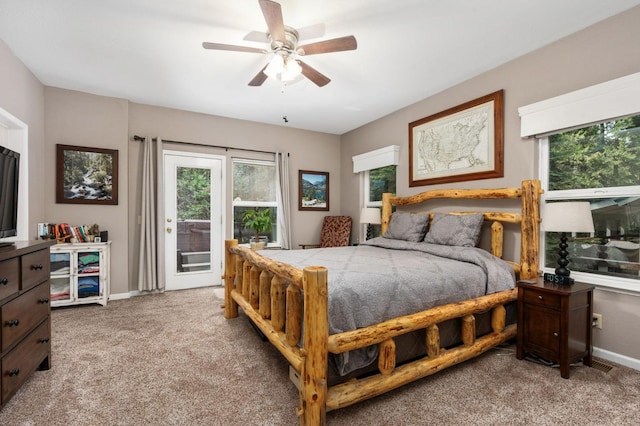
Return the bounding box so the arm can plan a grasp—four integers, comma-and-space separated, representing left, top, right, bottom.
593, 346, 640, 371
109, 292, 133, 301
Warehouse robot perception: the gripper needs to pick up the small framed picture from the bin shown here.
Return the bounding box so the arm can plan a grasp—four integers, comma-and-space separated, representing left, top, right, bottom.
298, 170, 329, 211
93, 236, 102, 243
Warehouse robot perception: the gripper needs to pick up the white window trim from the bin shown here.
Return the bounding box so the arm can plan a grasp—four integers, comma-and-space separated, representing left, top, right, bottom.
354, 146, 399, 242
232, 158, 281, 247
519, 72, 640, 138
352, 145, 399, 173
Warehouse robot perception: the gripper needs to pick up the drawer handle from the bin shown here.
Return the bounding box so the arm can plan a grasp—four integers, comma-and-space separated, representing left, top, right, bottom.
8, 368, 20, 377
39, 337, 50, 343
39, 297, 50, 304
553, 332, 559, 337
0, 277, 8, 285
538, 295, 543, 300
31, 263, 44, 271
6, 319, 20, 327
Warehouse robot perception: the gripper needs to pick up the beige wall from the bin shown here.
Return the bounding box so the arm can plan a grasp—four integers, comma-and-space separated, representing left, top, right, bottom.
340, 7, 640, 362
127, 103, 341, 288
0, 40, 46, 231
41, 93, 340, 296
43, 87, 130, 297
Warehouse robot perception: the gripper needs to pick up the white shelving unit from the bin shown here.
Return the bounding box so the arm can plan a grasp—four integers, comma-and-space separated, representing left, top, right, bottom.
49, 241, 111, 307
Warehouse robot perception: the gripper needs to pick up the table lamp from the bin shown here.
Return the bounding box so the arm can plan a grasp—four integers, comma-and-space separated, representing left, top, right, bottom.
360, 207, 381, 240
542, 201, 595, 284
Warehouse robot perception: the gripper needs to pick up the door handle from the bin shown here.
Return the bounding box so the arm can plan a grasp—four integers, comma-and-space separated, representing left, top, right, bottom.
166, 227, 172, 234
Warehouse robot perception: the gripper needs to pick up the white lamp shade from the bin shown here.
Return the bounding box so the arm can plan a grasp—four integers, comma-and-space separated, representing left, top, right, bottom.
543, 202, 595, 233
360, 207, 381, 225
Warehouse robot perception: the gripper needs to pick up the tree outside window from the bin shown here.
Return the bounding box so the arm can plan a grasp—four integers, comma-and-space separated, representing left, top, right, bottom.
543, 114, 640, 283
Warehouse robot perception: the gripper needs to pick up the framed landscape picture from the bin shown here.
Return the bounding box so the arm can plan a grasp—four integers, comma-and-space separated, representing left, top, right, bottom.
409, 90, 504, 187
56, 144, 119, 205
298, 170, 329, 211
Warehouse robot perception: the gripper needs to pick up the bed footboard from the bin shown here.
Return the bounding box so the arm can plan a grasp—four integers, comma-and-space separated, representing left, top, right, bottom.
224, 240, 517, 425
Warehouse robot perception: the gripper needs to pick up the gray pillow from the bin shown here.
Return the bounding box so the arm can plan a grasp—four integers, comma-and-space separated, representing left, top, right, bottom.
383, 212, 430, 242
424, 213, 484, 247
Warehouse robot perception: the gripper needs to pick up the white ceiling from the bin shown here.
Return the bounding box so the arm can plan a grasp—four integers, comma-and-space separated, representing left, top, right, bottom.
1, 0, 639, 135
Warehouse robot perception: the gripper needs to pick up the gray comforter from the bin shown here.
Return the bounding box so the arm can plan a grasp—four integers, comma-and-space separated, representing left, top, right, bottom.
260, 237, 516, 375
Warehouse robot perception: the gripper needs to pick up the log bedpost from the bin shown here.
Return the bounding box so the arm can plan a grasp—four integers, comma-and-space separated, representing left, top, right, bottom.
520, 179, 541, 280
242, 261, 251, 300
299, 266, 328, 426
249, 266, 260, 309
224, 240, 238, 319
234, 257, 243, 293
381, 193, 393, 235
286, 283, 303, 346
491, 221, 503, 259
259, 271, 272, 319
271, 276, 286, 332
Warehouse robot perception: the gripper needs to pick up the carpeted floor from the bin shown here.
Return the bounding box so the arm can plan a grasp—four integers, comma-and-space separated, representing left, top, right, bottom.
0, 287, 638, 425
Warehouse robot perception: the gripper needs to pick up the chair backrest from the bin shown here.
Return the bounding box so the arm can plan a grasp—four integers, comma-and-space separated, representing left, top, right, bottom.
319, 216, 352, 248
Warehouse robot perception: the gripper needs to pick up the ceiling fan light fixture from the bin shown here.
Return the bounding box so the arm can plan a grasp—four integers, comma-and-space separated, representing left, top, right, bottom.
264, 54, 284, 79
264, 53, 302, 82
281, 56, 301, 81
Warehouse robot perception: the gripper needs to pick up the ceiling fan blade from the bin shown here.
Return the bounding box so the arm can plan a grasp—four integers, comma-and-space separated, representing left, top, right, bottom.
243, 31, 269, 43
259, 0, 285, 44
298, 60, 331, 87
296, 23, 326, 41
248, 65, 269, 87
298, 35, 357, 56
202, 42, 266, 54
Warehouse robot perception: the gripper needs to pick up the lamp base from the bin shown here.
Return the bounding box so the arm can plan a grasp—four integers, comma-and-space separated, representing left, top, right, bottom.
543, 272, 575, 285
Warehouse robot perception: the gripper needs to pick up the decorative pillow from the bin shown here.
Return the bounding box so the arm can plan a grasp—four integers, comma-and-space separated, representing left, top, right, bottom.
424, 213, 484, 247
383, 212, 430, 242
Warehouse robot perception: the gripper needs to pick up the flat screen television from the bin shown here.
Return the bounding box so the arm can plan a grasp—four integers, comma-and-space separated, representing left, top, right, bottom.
0, 145, 20, 247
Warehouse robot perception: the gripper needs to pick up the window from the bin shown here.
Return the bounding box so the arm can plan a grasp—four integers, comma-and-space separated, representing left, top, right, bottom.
353, 145, 399, 240
541, 114, 640, 291
232, 159, 279, 246
363, 165, 397, 238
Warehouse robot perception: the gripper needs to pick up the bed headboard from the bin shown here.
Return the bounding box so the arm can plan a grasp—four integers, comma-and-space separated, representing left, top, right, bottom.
381, 180, 542, 280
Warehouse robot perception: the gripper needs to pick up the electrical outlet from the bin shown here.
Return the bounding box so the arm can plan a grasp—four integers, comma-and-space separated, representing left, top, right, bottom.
593, 313, 603, 329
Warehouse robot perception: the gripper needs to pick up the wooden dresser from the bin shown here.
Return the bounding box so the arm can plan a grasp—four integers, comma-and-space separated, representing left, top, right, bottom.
0, 240, 54, 410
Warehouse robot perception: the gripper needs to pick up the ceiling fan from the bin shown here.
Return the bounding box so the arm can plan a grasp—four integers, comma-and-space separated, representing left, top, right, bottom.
202, 0, 357, 87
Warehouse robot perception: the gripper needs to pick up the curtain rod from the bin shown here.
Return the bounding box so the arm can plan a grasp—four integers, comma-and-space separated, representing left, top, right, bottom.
132, 135, 287, 156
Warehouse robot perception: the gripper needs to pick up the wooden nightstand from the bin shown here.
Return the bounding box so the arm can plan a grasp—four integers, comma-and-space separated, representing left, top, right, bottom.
516, 278, 594, 378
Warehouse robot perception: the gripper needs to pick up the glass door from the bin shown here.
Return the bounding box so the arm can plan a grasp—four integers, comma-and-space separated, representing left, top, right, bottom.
163, 152, 223, 291
50, 251, 71, 303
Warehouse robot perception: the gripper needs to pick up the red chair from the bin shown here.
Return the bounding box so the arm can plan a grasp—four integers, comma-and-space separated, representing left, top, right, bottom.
299, 216, 352, 249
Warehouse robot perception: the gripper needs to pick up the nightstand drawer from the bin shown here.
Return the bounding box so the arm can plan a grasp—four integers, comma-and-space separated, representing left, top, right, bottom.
522, 288, 561, 309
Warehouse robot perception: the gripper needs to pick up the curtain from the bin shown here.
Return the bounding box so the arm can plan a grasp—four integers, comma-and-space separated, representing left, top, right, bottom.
137, 136, 161, 291
275, 151, 292, 249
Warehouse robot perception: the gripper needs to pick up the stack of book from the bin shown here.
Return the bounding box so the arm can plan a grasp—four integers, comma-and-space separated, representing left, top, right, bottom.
37, 223, 99, 243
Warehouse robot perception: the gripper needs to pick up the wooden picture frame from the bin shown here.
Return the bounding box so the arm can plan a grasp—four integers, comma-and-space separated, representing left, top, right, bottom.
409, 90, 504, 187
298, 170, 329, 211
56, 144, 119, 205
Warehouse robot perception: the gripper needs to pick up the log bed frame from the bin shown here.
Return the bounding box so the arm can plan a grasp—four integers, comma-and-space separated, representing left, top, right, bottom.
223, 179, 542, 425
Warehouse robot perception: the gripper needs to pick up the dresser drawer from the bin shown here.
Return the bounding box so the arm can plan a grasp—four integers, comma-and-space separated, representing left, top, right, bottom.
1, 282, 50, 352
21, 249, 50, 291
1, 318, 50, 403
522, 288, 561, 309
0, 258, 20, 301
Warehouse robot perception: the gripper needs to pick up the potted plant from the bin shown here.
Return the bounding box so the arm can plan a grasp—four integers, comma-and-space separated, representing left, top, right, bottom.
242, 208, 273, 250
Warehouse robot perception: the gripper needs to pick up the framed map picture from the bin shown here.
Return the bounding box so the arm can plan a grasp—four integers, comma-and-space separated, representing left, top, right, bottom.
409, 90, 503, 187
